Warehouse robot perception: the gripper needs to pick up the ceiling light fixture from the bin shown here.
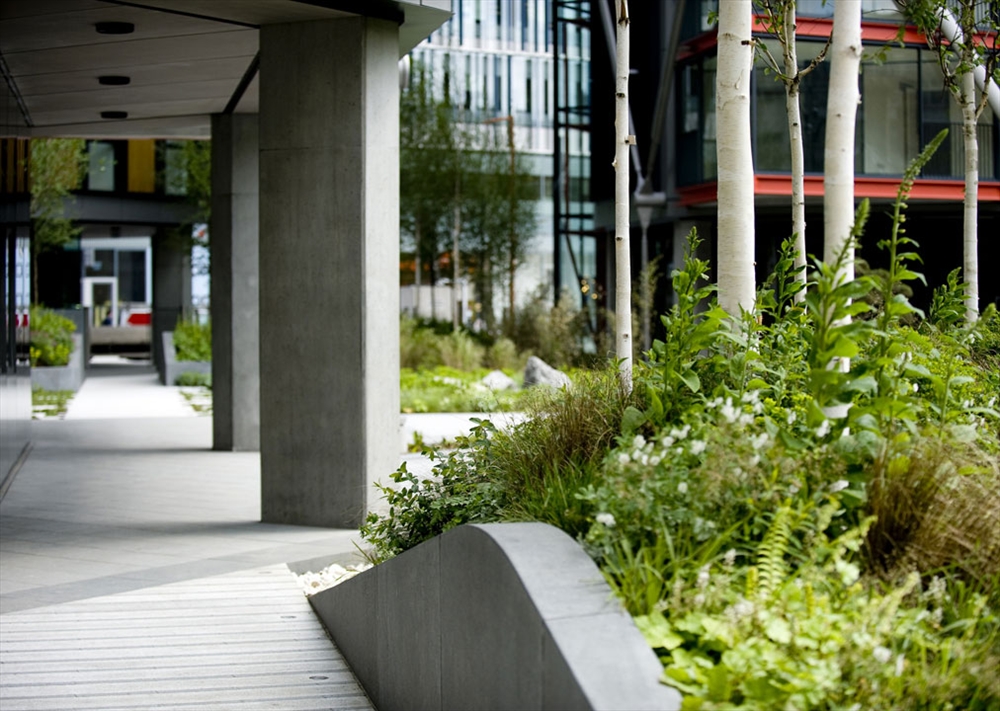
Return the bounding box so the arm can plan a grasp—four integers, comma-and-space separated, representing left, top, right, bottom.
98, 75, 131, 86
101, 111, 128, 120
95, 22, 135, 35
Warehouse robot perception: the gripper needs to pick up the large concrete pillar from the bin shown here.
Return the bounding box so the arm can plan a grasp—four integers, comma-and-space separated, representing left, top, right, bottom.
152, 232, 191, 377
258, 18, 400, 528
210, 114, 260, 451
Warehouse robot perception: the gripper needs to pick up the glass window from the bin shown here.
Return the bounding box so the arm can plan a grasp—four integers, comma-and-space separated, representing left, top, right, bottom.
754, 41, 829, 173
702, 56, 717, 181
859, 47, 920, 175
87, 141, 115, 191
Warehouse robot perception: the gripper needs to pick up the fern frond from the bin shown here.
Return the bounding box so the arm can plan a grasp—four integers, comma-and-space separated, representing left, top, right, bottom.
757, 506, 793, 600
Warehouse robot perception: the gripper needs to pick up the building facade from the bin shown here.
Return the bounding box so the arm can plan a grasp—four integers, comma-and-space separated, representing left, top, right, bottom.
586, 0, 999, 328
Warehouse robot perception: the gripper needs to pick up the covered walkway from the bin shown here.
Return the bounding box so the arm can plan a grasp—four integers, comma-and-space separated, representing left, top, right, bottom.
0, 360, 372, 709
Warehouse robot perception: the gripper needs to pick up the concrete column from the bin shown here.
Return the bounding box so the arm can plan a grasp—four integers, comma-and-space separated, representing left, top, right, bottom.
259, 18, 400, 528
152, 232, 191, 377
210, 114, 260, 451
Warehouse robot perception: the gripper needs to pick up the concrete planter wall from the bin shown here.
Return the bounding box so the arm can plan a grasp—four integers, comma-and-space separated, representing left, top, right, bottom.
310, 523, 681, 711
161, 331, 211, 385
31, 334, 85, 392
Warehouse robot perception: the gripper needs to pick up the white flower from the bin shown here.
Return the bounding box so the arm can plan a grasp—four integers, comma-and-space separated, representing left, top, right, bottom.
650, 455, 662, 467
873, 646, 892, 664
721, 398, 738, 424
660, 436, 675, 448
693, 593, 706, 607
912, 383, 919, 393
724, 597, 755, 622
789, 483, 800, 496
738, 413, 753, 427
787, 411, 797, 426
724, 549, 737, 567
750, 433, 769, 451
677, 481, 689, 494
633, 434, 646, 448
742, 390, 760, 404
748, 454, 760, 467
927, 576, 946, 603
830, 479, 849, 493
640, 454, 650, 466
617, 452, 631, 465
841, 427, 851, 438
894, 654, 905, 677
690, 440, 707, 455
816, 419, 831, 438
669, 424, 691, 440
596, 512, 616, 527
697, 565, 711, 589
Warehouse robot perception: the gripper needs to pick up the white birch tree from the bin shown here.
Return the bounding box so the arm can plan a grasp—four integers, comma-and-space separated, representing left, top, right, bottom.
755, 0, 830, 299
615, 0, 633, 391
716, 0, 757, 317
823, 0, 863, 292
900, 0, 999, 323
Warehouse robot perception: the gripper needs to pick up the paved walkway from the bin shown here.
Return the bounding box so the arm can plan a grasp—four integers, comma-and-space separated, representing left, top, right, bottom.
0, 359, 372, 710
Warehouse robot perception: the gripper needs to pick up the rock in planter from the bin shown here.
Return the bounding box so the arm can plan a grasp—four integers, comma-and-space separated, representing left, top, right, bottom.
523, 355, 571, 389
480, 369, 517, 391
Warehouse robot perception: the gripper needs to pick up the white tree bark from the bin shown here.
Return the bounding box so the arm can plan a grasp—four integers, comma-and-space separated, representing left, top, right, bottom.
823, 0, 862, 286
782, 2, 808, 297
615, 0, 633, 391
961, 68, 979, 322
716, 0, 756, 317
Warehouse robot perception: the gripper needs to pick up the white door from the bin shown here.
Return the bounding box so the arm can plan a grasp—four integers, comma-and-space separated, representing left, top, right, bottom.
82, 277, 118, 327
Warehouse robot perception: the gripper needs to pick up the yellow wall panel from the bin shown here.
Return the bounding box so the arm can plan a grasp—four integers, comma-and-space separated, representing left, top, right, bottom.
127, 140, 156, 193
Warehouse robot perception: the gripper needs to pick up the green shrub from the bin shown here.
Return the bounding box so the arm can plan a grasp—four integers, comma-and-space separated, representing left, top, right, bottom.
173, 318, 211, 361
29, 307, 75, 367
505, 286, 590, 368
484, 336, 521, 370
176, 371, 212, 388
438, 330, 484, 370
400, 317, 443, 369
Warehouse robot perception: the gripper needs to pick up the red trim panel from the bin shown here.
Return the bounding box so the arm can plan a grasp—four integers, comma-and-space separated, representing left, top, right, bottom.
679, 176, 1000, 206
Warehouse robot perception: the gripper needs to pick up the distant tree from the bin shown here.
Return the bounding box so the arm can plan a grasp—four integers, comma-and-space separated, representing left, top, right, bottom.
899, 0, 999, 322
400, 66, 459, 320
401, 63, 536, 333
716, 0, 757, 318
28, 138, 86, 304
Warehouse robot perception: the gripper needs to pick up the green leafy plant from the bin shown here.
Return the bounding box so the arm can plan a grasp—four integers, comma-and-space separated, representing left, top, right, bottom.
175, 371, 211, 388
29, 307, 75, 367
173, 318, 211, 362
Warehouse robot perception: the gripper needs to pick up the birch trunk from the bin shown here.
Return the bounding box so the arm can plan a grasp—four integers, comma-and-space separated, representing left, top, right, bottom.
414, 218, 422, 316
615, 0, 632, 391
452, 187, 461, 330
783, 2, 807, 297
961, 68, 979, 322
716, 0, 756, 317
823, 0, 862, 286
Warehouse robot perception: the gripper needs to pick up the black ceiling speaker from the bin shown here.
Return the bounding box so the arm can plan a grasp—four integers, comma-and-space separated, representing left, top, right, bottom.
98, 76, 131, 86
100, 111, 128, 119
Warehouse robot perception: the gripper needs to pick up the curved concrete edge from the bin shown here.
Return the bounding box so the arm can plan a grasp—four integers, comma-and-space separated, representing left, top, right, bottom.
309, 522, 681, 711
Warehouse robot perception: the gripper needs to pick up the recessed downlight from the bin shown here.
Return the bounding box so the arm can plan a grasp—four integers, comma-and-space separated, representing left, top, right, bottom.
100, 111, 128, 120
98, 75, 131, 86
95, 21, 135, 35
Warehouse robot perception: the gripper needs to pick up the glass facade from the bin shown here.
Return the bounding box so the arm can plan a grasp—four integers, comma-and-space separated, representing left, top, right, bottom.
678, 40, 998, 185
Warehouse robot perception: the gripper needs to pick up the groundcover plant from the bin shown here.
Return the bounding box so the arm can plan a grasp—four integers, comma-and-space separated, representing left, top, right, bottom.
361, 149, 1000, 710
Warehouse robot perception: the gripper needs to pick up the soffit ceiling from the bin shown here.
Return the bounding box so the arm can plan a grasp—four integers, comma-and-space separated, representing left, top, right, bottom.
0, 0, 450, 139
